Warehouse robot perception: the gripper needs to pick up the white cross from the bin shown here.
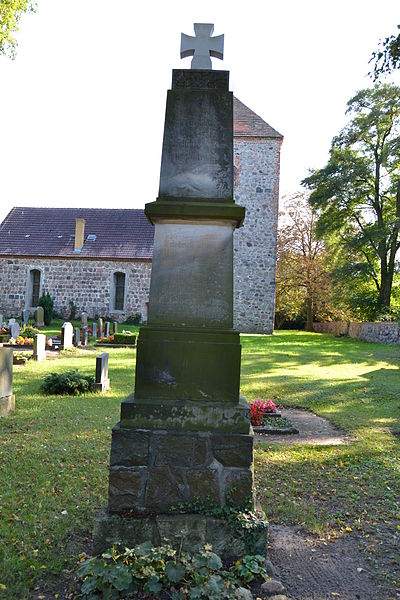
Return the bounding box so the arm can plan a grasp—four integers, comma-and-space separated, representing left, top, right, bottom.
180, 23, 224, 70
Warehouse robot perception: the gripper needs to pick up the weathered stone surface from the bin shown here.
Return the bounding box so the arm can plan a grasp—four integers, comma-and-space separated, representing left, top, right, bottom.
33, 334, 46, 361
0, 395, 15, 417
222, 468, 254, 505
92, 510, 159, 556
313, 321, 400, 344
93, 511, 267, 559
109, 426, 149, 467
152, 432, 195, 467
260, 579, 286, 597
186, 468, 220, 502
211, 433, 253, 467
108, 467, 146, 512
145, 467, 184, 510
0, 348, 13, 398
158, 70, 233, 200
120, 395, 251, 433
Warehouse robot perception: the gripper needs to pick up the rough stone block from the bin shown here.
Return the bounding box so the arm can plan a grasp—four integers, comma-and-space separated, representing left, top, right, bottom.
156, 514, 207, 548
0, 395, 15, 417
108, 466, 146, 512
92, 510, 160, 556
222, 468, 254, 506
145, 467, 184, 510
109, 426, 150, 467
211, 433, 253, 468
186, 468, 221, 503
152, 432, 194, 467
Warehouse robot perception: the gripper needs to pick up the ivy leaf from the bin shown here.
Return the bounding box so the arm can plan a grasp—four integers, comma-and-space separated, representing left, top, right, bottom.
165, 561, 185, 583
207, 553, 222, 570
111, 565, 132, 591
81, 575, 100, 594
136, 541, 153, 556
144, 576, 162, 594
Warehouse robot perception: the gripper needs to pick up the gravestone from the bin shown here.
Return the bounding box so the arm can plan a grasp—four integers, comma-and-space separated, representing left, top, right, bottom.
98, 318, 104, 337
9, 322, 20, 339
0, 314, 3, 327
35, 306, 44, 328
61, 322, 73, 349
95, 352, 110, 392
112, 321, 118, 335
0, 348, 15, 417
81, 312, 88, 327
94, 25, 265, 558
33, 334, 46, 361
74, 327, 81, 347
104, 321, 110, 338
81, 326, 88, 347
92, 322, 98, 339
22, 309, 30, 326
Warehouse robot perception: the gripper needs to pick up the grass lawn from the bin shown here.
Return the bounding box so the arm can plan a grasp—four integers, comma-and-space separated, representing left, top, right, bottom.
0, 330, 399, 598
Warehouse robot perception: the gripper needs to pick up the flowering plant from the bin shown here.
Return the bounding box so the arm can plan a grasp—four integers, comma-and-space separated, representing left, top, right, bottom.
16, 336, 34, 346
250, 399, 277, 426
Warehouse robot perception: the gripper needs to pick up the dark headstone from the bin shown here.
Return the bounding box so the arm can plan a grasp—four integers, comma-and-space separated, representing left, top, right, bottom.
95, 352, 110, 392
22, 309, 30, 326
113, 321, 118, 334
81, 312, 88, 327
74, 327, 81, 347
92, 322, 98, 339
81, 325, 88, 347
0, 348, 15, 417
104, 321, 110, 338
98, 318, 104, 337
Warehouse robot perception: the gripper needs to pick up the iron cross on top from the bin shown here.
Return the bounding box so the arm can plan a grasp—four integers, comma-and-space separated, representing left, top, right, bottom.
180, 23, 224, 70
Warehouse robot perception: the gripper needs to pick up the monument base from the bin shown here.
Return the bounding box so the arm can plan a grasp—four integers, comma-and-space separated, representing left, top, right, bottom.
94, 379, 110, 393
0, 394, 15, 417
93, 510, 268, 560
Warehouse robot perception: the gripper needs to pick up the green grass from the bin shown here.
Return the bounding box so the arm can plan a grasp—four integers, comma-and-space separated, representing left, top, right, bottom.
0, 330, 399, 597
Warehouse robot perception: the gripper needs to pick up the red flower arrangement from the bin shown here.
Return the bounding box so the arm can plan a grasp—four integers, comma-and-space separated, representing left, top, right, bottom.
250, 399, 277, 427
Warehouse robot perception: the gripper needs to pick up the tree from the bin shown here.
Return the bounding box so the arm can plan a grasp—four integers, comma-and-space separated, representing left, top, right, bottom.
303, 84, 400, 314
0, 0, 36, 59
370, 25, 400, 80
275, 193, 342, 330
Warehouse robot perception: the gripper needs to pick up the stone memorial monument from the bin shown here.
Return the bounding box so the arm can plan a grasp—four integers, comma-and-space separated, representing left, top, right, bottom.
33, 334, 46, 362
22, 309, 30, 326
98, 318, 104, 337
92, 322, 98, 339
104, 321, 110, 338
9, 322, 20, 339
94, 24, 265, 558
81, 312, 88, 327
61, 322, 74, 350
95, 352, 110, 392
0, 348, 15, 417
82, 325, 88, 347
74, 327, 81, 347
113, 321, 118, 335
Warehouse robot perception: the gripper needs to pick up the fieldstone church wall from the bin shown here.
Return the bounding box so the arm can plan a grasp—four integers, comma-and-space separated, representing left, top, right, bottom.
0, 257, 152, 321
233, 137, 281, 333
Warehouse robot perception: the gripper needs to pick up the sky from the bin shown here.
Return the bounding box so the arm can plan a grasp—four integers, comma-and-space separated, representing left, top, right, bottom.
1, 0, 399, 224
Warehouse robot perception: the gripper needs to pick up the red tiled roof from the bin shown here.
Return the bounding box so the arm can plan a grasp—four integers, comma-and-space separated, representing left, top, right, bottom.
233, 97, 283, 139
0, 207, 154, 259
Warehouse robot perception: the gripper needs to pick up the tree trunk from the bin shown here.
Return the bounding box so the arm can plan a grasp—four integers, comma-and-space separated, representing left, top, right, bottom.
305, 295, 314, 331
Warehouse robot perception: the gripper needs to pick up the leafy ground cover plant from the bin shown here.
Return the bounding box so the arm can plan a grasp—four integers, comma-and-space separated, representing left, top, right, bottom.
41, 369, 96, 395
77, 541, 267, 599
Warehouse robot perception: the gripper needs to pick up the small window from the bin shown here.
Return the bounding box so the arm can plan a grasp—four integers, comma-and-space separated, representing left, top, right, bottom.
113, 272, 126, 311
30, 269, 41, 307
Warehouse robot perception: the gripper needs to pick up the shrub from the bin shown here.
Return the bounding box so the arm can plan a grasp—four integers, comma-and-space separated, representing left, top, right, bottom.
250, 399, 277, 427
0, 334, 10, 343
41, 370, 96, 395
107, 332, 137, 345
38, 292, 54, 326
124, 313, 141, 325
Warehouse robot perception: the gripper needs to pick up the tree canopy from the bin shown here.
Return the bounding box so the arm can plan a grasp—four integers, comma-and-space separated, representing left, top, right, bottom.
0, 0, 36, 59
370, 25, 400, 80
303, 84, 400, 314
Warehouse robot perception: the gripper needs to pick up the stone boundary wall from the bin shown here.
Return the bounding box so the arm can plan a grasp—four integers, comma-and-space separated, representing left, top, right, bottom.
312, 321, 400, 344
0, 257, 152, 322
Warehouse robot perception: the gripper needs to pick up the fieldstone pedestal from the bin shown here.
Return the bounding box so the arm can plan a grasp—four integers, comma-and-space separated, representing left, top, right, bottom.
0, 348, 15, 417
94, 67, 266, 558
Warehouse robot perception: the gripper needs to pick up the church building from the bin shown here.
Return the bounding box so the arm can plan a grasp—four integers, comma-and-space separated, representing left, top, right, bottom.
0, 98, 282, 333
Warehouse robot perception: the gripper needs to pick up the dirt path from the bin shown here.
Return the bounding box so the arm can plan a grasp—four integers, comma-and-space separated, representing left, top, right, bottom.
268, 525, 394, 600
254, 408, 350, 446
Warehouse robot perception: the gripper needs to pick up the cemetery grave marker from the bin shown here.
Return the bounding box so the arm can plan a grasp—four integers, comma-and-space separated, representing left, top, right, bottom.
9, 322, 20, 339
81, 325, 88, 346
33, 334, 46, 362
95, 352, 110, 392
92, 322, 98, 339
35, 306, 44, 328
22, 309, 30, 326
98, 318, 104, 337
113, 321, 118, 335
74, 327, 81, 347
104, 321, 110, 338
61, 322, 74, 350
0, 348, 15, 417
81, 312, 88, 327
